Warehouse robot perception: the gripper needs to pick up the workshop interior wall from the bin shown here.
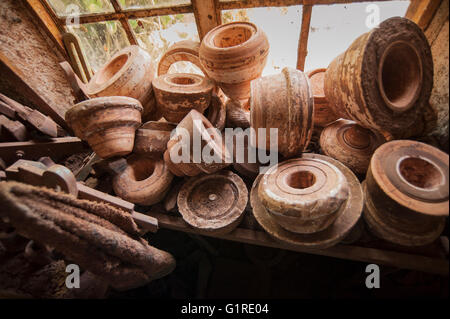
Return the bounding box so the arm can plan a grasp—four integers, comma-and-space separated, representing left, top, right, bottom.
0, 0, 73, 119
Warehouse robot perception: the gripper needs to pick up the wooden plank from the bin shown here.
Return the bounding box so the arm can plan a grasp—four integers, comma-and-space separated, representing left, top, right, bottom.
0, 115, 28, 142
148, 211, 449, 276
24, 0, 67, 58
406, 0, 443, 30
424, 0, 449, 45
296, 4, 312, 71
0, 137, 85, 165
0, 52, 70, 131
192, 0, 221, 39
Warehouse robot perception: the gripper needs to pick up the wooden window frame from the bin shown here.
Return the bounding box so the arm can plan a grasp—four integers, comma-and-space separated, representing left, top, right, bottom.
29, 0, 440, 72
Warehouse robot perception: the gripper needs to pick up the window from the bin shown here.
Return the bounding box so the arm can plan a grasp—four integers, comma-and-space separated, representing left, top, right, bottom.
38, 0, 414, 76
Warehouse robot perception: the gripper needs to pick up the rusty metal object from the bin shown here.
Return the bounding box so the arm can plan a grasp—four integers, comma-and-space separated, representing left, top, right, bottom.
250, 67, 314, 158
199, 22, 269, 101
112, 155, 173, 206
307, 68, 338, 127
257, 156, 349, 234
205, 93, 226, 131
153, 73, 214, 123
164, 110, 231, 177
84, 45, 157, 121
177, 170, 248, 234
133, 121, 176, 157
66, 96, 143, 159
320, 119, 386, 175
251, 153, 364, 249
363, 140, 449, 246
226, 99, 250, 129
158, 40, 205, 76
0, 181, 175, 291
324, 17, 433, 138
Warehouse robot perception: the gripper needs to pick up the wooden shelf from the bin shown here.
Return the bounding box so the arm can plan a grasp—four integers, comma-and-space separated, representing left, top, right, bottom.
147, 210, 449, 276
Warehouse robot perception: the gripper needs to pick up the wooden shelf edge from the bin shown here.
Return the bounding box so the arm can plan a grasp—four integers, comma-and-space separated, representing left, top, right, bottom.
147, 211, 449, 276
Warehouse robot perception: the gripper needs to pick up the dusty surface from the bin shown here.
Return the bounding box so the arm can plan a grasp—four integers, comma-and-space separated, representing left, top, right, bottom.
428, 16, 449, 149
0, 0, 74, 117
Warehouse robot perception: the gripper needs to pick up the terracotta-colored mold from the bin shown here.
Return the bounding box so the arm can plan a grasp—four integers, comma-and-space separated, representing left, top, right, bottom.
250, 67, 314, 158
153, 73, 214, 123
258, 156, 349, 234
85, 45, 158, 121
251, 154, 364, 249
205, 93, 226, 131
164, 110, 231, 177
177, 170, 248, 234
199, 22, 269, 101
324, 17, 433, 138
363, 140, 449, 246
133, 121, 176, 157
65, 96, 143, 159
112, 155, 173, 206
157, 40, 205, 76
320, 119, 386, 175
226, 99, 250, 129
307, 68, 339, 127
232, 131, 263, 180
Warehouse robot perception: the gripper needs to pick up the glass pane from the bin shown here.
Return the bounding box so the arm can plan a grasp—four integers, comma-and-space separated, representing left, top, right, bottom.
222, 6, 303, 76
46, 0, 114, 17
305, 1, 411, 71
67, 21, 130, 73
130, 13, 199, 72
119, 0, 191, 10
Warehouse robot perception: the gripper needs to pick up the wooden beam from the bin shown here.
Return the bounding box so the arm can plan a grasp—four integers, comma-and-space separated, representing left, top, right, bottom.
220, 0, 302, 10
149, 211, 449, 276
56, 4, 194, 25
425, 0, 449, 45
0, 52, 69, 131
406, 0, 443, 30
0, 137, 85, 165
296, 4, 312, 71
192, 0, 222, 39
110, 0, 138, 45
24, 0, 67, 58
